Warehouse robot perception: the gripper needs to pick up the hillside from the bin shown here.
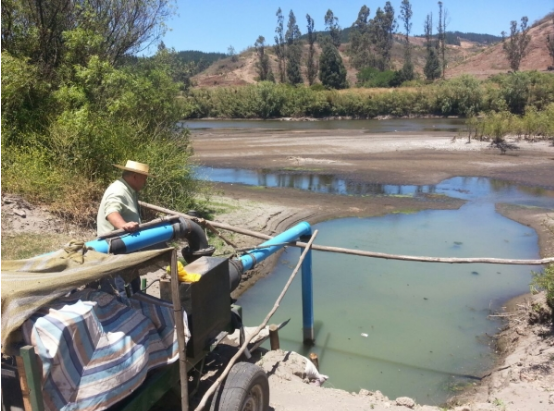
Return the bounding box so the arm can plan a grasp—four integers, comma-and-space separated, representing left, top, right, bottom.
447, 15, 554, 79
191, 17, 553, 88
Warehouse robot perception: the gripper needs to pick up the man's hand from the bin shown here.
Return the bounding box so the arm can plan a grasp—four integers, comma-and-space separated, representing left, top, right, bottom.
121, 221, 139, 232
107, 212, 139, 232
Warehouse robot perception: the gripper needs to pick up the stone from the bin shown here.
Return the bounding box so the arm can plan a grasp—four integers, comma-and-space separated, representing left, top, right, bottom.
13, 209, 26, 218
395, 396, 415, 408
358, 389, 372, 396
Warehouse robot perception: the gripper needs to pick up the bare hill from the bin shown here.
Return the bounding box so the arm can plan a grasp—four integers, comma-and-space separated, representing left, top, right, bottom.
447, 16, 554, 79
192, 18, 553, 88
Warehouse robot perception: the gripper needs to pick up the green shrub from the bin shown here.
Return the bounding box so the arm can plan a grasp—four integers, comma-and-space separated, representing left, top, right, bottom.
531, 264, 554, 311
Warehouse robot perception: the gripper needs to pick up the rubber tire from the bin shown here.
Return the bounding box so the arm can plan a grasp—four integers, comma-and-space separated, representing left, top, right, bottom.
209, 362, 269, 411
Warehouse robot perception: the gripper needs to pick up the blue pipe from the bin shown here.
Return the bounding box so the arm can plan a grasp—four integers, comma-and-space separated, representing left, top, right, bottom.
239, 221, 312, 271
86, 223, 176, 254
239, 221, 315, 344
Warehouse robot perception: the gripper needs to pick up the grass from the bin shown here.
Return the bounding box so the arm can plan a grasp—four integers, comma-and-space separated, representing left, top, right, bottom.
1, 232, 74, 260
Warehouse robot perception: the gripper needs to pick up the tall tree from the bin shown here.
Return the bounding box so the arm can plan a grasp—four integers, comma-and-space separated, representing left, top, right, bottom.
437, 1, 448, 79
324, 9, 341, 48
254, 36, 273, 81
274, 8, 287, 82
349, 5, 372, 69
369, 2, 397, 71
285, 10, 303, 84
319, 37, 347, 89
423, 13, 441, 80
502, 16, 531, 71
399, 0, 414, 82
306, 14, 318, 85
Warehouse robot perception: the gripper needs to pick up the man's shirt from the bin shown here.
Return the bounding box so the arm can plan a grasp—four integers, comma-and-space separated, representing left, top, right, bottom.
97, 178, 141, 236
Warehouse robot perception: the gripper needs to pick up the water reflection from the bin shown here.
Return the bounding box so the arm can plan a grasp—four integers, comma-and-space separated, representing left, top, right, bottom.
184, 118, 465, 133
195, 167, 554, 208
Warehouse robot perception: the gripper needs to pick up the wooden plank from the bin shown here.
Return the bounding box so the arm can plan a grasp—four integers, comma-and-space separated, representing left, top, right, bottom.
19, 346, 44, 411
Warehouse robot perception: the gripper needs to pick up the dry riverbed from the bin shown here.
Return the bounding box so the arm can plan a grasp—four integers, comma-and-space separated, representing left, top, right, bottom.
2, 129, 554, 410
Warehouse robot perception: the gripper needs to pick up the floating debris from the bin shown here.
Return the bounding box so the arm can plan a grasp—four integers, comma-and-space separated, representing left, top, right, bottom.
361, 333, 368, 338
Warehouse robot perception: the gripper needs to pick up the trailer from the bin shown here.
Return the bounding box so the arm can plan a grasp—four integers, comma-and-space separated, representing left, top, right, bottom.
1, 217, 313, 411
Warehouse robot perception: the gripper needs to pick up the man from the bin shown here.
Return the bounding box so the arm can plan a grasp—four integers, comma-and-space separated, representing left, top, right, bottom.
96, 160, 152, 294
97, 160, 152, 236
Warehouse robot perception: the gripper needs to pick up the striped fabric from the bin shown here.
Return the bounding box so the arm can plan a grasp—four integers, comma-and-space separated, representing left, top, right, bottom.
1, 244, 172, 354
21, 289, 183, 411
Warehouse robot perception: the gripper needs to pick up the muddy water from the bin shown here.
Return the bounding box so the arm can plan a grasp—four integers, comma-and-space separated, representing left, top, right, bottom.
235, 177, 553, 405
184, 118, 465, 133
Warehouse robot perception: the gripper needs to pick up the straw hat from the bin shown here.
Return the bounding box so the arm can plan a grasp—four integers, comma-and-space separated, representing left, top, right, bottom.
114, 160, 154, 177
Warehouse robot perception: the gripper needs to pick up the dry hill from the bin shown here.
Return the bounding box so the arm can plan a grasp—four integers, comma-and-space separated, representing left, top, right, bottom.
192, 14, 553, 88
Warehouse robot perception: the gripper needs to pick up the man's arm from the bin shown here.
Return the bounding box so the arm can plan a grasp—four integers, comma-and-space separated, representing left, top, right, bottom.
106, 212, 140, 232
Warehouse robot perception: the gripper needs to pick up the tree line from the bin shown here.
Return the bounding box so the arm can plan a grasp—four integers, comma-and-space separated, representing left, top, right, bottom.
248, 2, 553, 89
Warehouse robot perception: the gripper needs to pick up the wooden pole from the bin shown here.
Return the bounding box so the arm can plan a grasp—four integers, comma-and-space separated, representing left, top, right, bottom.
194, 230, 319, 411
140, 202, 554, 266
169, 249, 189, 411
269, 324, 280, 350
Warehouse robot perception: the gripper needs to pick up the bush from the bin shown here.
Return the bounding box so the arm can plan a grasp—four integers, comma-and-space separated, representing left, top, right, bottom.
531, 264, 554, 312
357, 67, 400, 88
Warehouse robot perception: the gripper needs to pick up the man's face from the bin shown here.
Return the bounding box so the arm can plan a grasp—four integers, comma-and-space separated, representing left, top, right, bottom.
130, 173, 148, 191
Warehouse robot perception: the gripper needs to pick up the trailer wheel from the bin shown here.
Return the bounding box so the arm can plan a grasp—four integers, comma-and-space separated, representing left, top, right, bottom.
209, 362, 269, 411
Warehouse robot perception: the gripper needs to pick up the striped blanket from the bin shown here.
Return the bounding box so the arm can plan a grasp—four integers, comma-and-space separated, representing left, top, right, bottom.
21, 289, 185, 411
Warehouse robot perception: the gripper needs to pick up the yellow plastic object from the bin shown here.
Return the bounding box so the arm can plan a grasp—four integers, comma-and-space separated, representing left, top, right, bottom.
166, 261, 201, 282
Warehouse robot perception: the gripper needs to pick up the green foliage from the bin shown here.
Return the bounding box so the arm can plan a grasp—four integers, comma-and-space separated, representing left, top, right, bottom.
319, 39, 348, 89
501, 17, 531, 72
1, 3, 203, 226
357, 67, 400, 88
424, 47, 442, 81
531, 265, 554, 311
182, 73, 554, 121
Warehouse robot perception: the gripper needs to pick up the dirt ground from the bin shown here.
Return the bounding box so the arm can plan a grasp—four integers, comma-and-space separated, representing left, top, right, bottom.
2, 129, 554, 410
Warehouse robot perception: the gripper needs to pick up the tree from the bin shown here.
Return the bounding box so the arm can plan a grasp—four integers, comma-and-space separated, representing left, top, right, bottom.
437, 1, 448, 79
306, 14, 318, 85
285, 10, 303, 84
319, 37, 347, 89
324, 9, 341, 48
1, 0, 173, 73
274, 8, 287, 83
349, 5, 372, 69
424, 13, 441, 80
502, 16, 531, 71
369, 2, 397, 71
399, 0, 414, 82
254, 36, 273, 81
228, 45, 238, 62
547, 16, 554, 68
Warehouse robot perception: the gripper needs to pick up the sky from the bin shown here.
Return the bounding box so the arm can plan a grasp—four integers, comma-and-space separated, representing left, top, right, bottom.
154, 0, 554, 54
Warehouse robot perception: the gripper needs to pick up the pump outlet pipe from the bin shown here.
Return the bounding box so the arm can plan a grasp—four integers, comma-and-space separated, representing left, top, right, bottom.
86, 217, 214, 256
239, 221, 315, 344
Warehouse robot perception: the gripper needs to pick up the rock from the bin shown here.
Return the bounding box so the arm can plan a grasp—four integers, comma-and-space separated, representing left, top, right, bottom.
13, 209, 26, 218
358, 389, 372, 396
549, 392, 554, 404
395, 396, 415, 408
